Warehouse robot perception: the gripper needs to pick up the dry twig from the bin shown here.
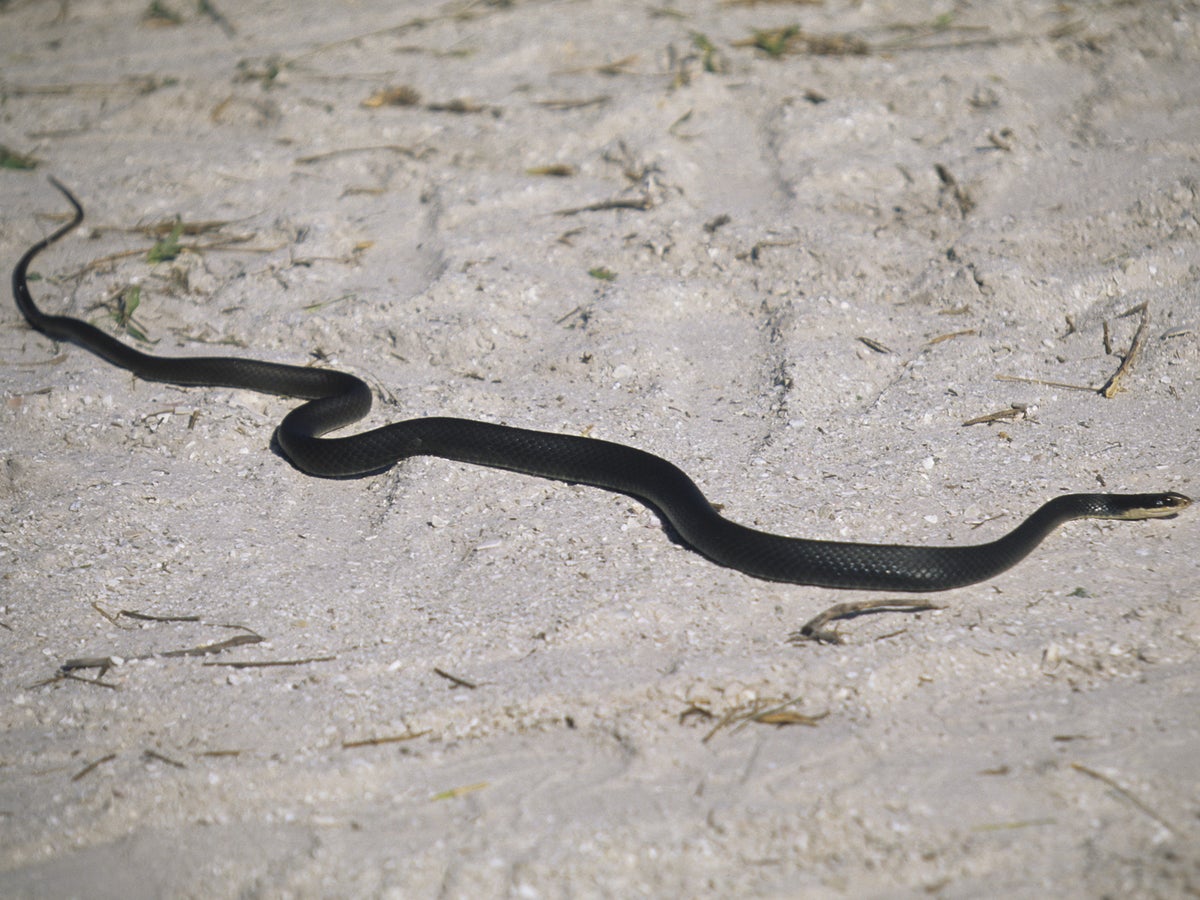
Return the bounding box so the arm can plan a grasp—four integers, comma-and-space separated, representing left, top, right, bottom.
1099, 302, 1151, 398
791, 599, 944, 645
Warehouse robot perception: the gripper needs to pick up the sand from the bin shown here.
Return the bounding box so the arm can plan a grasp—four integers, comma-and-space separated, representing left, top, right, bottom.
2, 1, 1198, 896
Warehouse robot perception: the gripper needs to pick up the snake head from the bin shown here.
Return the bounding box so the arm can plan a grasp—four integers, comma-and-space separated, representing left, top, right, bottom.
1135, 491, 1191, 519
1159, 491, 1191, 512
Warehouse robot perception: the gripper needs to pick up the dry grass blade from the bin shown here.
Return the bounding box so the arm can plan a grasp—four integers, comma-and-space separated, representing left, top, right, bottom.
144, 749, 186, 769
434, 667, 478, 688
160, 634, 263, 658
295, 144, 418, 164
555, 196, 653, 216
71, 753, 117, 781
1071, 762, 1176, 835
343, 730, 430, 749
203, 656, 336, 668
995, 373, 1096, 392
701, 697, 827, 742
857, 336, 892, 354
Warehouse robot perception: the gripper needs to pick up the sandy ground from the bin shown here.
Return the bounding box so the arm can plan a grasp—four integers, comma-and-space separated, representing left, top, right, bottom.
2, 0, 1198, 896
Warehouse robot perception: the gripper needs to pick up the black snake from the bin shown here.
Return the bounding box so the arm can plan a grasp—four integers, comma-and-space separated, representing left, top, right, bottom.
12, 179, 1189, 591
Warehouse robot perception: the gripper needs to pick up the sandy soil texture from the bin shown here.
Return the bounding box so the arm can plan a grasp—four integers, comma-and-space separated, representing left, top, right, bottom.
2, 1, 1198, 896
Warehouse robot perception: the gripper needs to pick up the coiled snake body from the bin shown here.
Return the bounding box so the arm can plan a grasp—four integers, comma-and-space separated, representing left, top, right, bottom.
12, 180, 1189, 591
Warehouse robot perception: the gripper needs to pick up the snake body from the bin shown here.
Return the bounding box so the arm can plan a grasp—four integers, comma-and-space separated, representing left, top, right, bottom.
12, 180, 1189, 591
